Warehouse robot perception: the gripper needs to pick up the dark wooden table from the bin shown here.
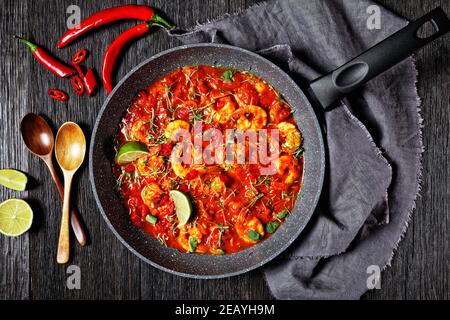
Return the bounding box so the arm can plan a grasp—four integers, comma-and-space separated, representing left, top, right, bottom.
0, 0, 448, 300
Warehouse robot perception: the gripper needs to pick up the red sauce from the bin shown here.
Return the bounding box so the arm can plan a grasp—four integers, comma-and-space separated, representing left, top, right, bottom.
113, 65, 304, 254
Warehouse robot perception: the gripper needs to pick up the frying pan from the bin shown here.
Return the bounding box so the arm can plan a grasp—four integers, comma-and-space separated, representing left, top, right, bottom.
90, 8, 449, 278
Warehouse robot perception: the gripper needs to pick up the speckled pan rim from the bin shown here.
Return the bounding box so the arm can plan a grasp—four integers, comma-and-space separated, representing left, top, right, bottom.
89, 43, 325, 279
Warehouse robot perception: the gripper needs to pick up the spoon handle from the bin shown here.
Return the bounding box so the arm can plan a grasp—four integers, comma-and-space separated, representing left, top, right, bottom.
46, 158, 87, 246
57, 172, 72, 264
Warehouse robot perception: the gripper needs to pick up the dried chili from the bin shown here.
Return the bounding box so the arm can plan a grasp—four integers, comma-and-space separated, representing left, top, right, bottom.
57, 5, 157, 48
102, 16, 172, 93
71, 49, 88, 65
15, 36, 75, 78
71, 75, 85, 96
48, 89, 69, 102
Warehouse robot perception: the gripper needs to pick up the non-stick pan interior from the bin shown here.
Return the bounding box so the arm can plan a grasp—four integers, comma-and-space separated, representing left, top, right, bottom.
90, 44, 325, 278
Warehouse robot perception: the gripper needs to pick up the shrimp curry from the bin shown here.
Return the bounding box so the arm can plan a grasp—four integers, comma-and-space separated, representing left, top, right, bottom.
113, 65, 304, 255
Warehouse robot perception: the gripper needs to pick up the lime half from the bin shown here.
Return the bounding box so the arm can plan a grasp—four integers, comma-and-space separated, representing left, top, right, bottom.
0, 169, 28, 191
169, 190, 193, 227
116, 141, 149, 165
0, 199, 33, 236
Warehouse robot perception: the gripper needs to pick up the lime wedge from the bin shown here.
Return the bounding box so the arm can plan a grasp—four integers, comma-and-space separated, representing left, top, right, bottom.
116, 141, 149, 165
169, 190, 193, 227
0, 199, 33, 236
0, 169, 28, 191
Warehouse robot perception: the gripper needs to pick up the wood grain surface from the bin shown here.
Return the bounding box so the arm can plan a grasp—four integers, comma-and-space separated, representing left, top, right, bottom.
0, 0, 448, 300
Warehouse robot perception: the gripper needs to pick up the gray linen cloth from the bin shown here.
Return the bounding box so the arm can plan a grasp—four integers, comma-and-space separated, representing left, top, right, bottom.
169, 0, 422, 299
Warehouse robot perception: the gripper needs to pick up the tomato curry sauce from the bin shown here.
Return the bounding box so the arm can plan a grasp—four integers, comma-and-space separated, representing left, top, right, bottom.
113, 65, 304, 255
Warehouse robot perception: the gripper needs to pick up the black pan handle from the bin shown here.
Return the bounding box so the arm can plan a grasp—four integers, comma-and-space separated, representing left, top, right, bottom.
309, 7, 450, 110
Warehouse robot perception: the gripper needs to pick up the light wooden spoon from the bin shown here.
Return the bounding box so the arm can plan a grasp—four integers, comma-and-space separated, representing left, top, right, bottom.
54, 122, 86, 264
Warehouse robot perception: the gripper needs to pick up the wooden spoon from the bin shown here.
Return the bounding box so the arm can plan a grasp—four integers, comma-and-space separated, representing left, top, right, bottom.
21, 114, 87, 246
54, 122, 86, 264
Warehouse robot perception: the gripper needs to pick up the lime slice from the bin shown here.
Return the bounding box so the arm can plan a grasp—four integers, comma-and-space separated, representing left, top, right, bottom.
0, 199, 33, 236
116, 141, 149, 165
0, 169, 28, 191
169, 190, 193, 227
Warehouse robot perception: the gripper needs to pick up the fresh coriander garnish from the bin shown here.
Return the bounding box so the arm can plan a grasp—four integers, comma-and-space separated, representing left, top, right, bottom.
265, 221, 279, 234
293, 147, 304, 158
276, 209, 289, 219
281, 191, 290, 199
248, 230, 260, 241
247, 193, 264, 208
214, 224, 229, 247
221, 70, 234, 82
188, 236, 198, 253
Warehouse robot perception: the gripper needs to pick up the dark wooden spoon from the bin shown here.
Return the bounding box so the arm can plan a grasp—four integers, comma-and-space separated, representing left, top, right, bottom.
21, 113, 87, 246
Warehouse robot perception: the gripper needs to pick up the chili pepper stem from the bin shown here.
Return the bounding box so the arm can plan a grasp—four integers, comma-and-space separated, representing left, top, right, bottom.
14, 35, 38, 52
148, 14, 173, 29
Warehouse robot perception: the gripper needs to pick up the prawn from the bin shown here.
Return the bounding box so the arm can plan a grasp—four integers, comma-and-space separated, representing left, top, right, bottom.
268, 101, 291, 124
236, 105, 268, 129
177, 225, 207, 253
235, 215, 265, 243
164, 120, 190, 142
170, 143, 193, 178
129, 118, 152, 144
275, 154, 300, 185
212, 100, 237, 124
136, 154, 165, 176
277, 122, 302, 153
169, 143, 209, 179
210, 176, 226, 195
141, 183, 163, 208
253, 79, 269, 94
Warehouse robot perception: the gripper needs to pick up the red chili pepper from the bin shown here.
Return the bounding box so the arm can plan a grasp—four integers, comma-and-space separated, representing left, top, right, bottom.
48, 89, 69, 102
15, 36, 75, 78
71, 61, 97, 97
83, 68, 98, 96
71, 75, 85, 96
57, 5, 157, 48
71, 49, 88, 65
102, 16, 172, 93
72, 62, 84, 77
